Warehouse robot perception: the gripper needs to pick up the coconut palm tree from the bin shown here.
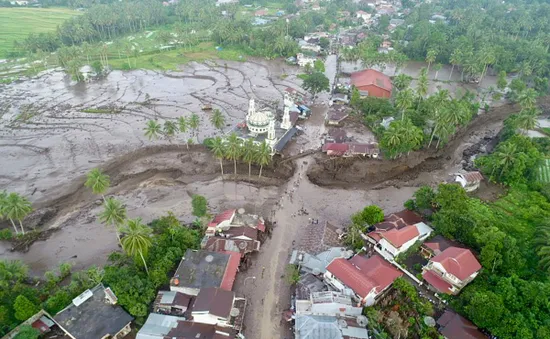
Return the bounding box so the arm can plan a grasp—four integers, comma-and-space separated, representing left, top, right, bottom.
256, 141, 272, 178
494, 143, 518, 179
210, 109, 226, 132
515, 108, 539, 134
535, 225, 550, 273
177, 116, 189, 148
210, 136, 226, 176
416, 68, 429, 100
225, 133, 242, 178
518, 88, 538, 110
425, 49, 438, 72
0, 190, 18, 234
99, 197, 127, 244
449, 49, 461, 80
393, 74, 412, 91
144, 120, 162, 140
120, 218, 152, 274
242, 139, 257, 178
395, 89, 415, 119
3, 193, 32, 235
84, 168, 110, 199
163, 121, 179, 143
189, 113, 200, 142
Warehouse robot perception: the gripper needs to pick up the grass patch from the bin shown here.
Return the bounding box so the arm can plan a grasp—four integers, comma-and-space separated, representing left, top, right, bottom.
297, 73, 308, 80
540, 127, 550, 136
109, 42, 247, 71
0, 7, 81, 58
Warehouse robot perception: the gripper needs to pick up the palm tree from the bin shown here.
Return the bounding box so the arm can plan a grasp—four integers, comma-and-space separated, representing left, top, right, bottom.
416, 68, 429, 101
494, 143, 518, 179
120, 218, 152, 274
189, 113, 200, 142
425, 49, 437, 72
225, 133, 242, 178
393, 74, 412, 91
144, 120, 162, 140
242, 139, 257, 178
210, 136, 226, 176
395, 89, 415, 119
99, 197, 127, 244
210, 109, 226, 132
518, 88, 537, 110
515, 108, 539, 134
535, 225, 550, 273
0, 260, 28, 288
163, 121, 179, 143
177, 116, 189, 148
3, 193, 32, 235
0, 191, 18, 234
84, 168, 110, 199
256, 141, 272, 178
449, 49, 461, 80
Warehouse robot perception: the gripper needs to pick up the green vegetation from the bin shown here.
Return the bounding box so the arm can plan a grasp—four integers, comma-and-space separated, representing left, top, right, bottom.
366, 277, 436, 338
285, 264, 300, 285
301, 71, 330, 98
538, 159, 550, 183
407, 126, 550, 338
191, 195, 208, 218
0, 191, 33, 235
351, 205, 384, 230
395, 0, 550, 85
0, 7, 80, 58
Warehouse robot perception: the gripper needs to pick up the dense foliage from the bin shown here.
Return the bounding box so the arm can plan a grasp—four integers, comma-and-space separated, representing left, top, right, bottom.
0, 213, 201, 335
395, 0, 550, 84
409, 149, 550, 338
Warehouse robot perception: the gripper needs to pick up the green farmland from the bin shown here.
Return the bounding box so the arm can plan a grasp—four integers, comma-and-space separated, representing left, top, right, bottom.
538, 158, 550, 183
0, 7, 80, 58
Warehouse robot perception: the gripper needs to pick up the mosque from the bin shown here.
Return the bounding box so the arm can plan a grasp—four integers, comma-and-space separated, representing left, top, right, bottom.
234, 95, 299, 154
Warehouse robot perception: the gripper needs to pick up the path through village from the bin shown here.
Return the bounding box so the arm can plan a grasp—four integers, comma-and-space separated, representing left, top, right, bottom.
233, 55, 415, 338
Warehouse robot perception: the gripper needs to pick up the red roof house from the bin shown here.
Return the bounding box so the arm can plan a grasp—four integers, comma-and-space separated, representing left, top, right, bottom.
422, 247, 481, 295
366, 210, 433, 258
437, 310, 487, 339
324, 254, 402, 305
351, 69, 392, 98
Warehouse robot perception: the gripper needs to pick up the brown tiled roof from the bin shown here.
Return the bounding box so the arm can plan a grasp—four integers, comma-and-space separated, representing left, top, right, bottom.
381, 225, 419, 248
462, 171, 484, 183
437, 310, 487, 339
351, 69, 392, 91
326, 255, 402, 298
167, 321, 236, 339
422, 235, 458, 256
422, 270, 453, 294
298, 221, 342, 254
193, 288, 234, 319
431, 247, 481, 280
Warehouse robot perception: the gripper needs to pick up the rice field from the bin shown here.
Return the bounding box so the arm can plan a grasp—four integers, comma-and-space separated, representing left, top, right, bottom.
0, 7, 80, 58
538, 158, 550, 183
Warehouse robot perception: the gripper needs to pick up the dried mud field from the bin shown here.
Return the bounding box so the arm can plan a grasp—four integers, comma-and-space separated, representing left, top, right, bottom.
0, 55, 530, 338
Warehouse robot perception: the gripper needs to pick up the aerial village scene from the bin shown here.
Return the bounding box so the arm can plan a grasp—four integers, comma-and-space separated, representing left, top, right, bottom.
1, 0, 550, 338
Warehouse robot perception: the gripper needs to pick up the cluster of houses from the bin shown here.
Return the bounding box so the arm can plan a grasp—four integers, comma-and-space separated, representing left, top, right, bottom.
136, 208, 268, 339
287, 209, 488, 339
5, 208, 268, 339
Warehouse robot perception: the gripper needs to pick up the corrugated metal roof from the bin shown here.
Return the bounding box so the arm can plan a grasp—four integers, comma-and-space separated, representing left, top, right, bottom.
137, 313, 182, 339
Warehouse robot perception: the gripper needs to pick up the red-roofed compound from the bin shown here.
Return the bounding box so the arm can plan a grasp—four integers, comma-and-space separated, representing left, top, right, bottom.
422, 247, 481, 295
366, 210, 432, 258
324, 255, 402, 305
351, 69, 392, 98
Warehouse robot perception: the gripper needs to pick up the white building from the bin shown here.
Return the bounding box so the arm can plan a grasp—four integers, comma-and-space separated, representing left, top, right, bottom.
296, 291, 363, 316
367, 222, 433, 258
454, 171, 483, 192
297, 53, 316, 67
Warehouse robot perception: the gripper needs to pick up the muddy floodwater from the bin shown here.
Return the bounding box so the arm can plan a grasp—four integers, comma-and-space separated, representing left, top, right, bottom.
0, 55, 527, 338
